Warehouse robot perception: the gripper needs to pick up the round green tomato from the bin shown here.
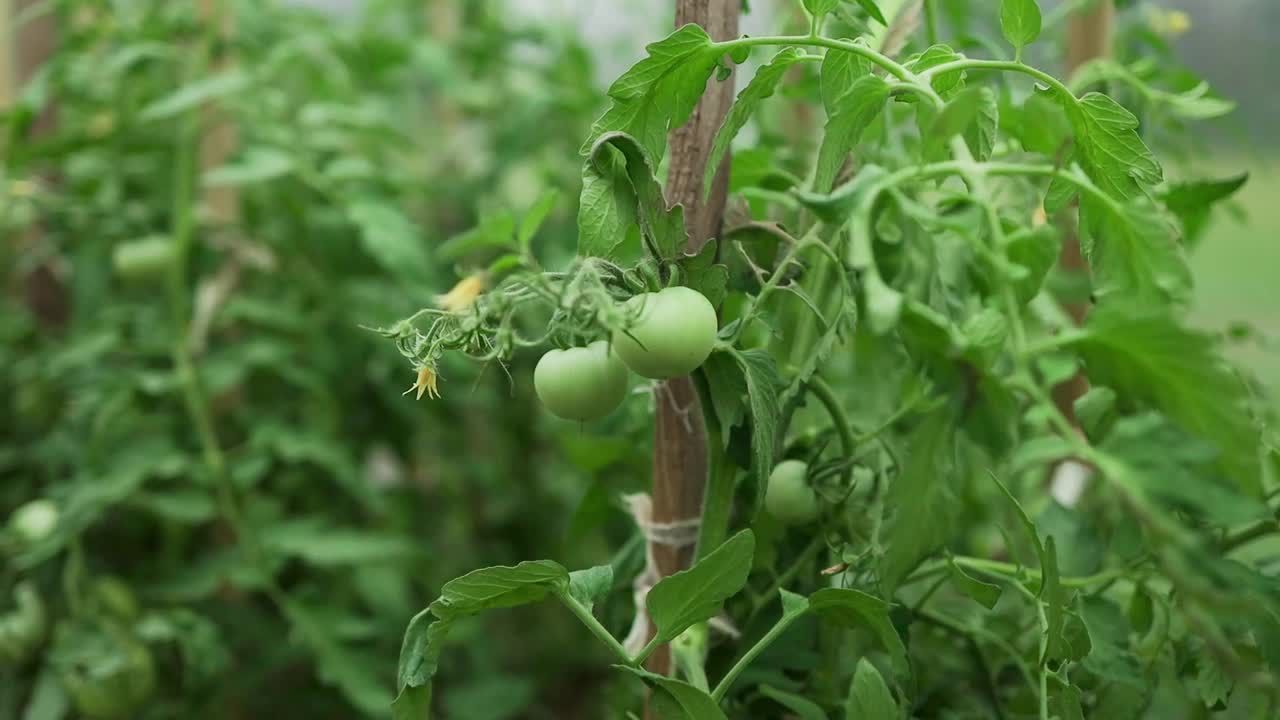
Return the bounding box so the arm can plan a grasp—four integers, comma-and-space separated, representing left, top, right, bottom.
612, 286, 718, 379
60, 633, 155, 720
112, 237, 174, 281
764, 460, 820, 525
534, 341, 628, 421
9, 499, 58, 544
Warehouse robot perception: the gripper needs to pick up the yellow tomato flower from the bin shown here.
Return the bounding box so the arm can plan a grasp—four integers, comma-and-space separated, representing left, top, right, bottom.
1147, 8, 1191, 36
436, 273, 486, 313
405, 365, 440, 400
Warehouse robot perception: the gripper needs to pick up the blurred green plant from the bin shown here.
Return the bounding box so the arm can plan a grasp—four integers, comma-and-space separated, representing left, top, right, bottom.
1, 1, 651, 717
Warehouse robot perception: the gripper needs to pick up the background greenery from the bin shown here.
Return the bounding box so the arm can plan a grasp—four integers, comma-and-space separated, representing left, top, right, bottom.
1, 0, 1275, 718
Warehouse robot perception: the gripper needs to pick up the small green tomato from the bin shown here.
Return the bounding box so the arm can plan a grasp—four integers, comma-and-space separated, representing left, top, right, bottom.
9, 499, 59, 544
765, 460, 820, 525
612, 286, 718, 379
534, 341, 628, 421
111, 236, 174, 281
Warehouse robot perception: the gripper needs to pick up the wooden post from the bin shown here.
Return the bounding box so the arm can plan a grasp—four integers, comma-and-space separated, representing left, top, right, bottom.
644, 0, 739, 684
1050, 0, 1113, 505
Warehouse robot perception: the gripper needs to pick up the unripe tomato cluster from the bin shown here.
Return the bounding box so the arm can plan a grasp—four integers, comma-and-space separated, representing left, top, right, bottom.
534, 286, 718, 421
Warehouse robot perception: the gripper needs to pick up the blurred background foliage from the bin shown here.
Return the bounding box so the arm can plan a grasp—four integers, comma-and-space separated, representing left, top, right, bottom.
0, 0, 1275, 718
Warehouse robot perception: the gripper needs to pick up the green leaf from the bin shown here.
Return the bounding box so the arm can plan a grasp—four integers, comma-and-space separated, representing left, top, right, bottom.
760, 684, 826, 720
852, 0, 889, 25
567, 565, 614, 612
879, 409, 956, 594
705, 49, 806, 199
809, 588, 910, 679
905, 45, 965, 98
964, 87, 999, 161
1084, 197, 1190, 304
948, 559, 1002, 609
577, 150, 640, 261
647, 530, 755, 645
583, 24, 720, 161
803, 0, 841, 21
1160, 172, 1249, 246
1100, 414, 1267, 526
1073, 303, 1261, 493
678, 239, 729, 307
203, 147, 293, 187
729, 349, 783, 502
1067, 92, 1162, 200
812, 74, 890, 192
990, 473, 1051, 594
437, 212, 516, 262
924, 86, 990, 160
1000, 0, 1042, 49
1078, 597, 1144, 687
261, 523, 418, 567
1005, 223, 1062, 303
584, 132, 689, 262
140, 70, 249, 120
617, 666, 727, 720
821, 41, 873, 113
1041, 535, 1066, 663
844, 658, 898, 720
429, 560, 569, 620
702, 350, 748, 444
395, 610, 452, 708
518, 189, 560, 249
346, 200, 431, 282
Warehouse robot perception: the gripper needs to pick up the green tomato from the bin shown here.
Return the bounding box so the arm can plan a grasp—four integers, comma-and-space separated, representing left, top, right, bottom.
9, 499, 58, 544
0, 583, 46, 665
534, 340, 628, 421
765, 460, 820, 525
612, 286, 718, 379
58, 630, 155, 720
112, 236, 174, 281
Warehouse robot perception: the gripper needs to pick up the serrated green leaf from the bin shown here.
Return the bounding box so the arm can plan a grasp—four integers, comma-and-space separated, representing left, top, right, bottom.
203, 146, 293, 188
705, 49, 806, 199
964, 87, 999, 161
1078, 596, 1144, 687
821, 41, 874, 113
1041, 536, 1066, 663
1084, 196, 1191, 303
879, 409, 956, 594
584, 132, 688, 262
702, 350, 748, 444
729, 348, 782, 501
678, 239, 729, 307
810, 588, 909, 679
924, 86, 989, 160
583, 24, 719, 161
429, 560, 569, 620
1160, 172, 1248, 246
844, 658, 898, 720
647, 530, 755, 645
577, 149, 640, 261
1073, 303, 1261, 494
1067, 92, 1162, 200
813, 74, 890, 192
1000, 0, 1042, 49
1006, 223, 1061, 303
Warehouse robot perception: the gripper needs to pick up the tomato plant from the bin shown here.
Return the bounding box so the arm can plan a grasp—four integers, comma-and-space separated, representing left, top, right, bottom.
386, 1, 1278, 718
